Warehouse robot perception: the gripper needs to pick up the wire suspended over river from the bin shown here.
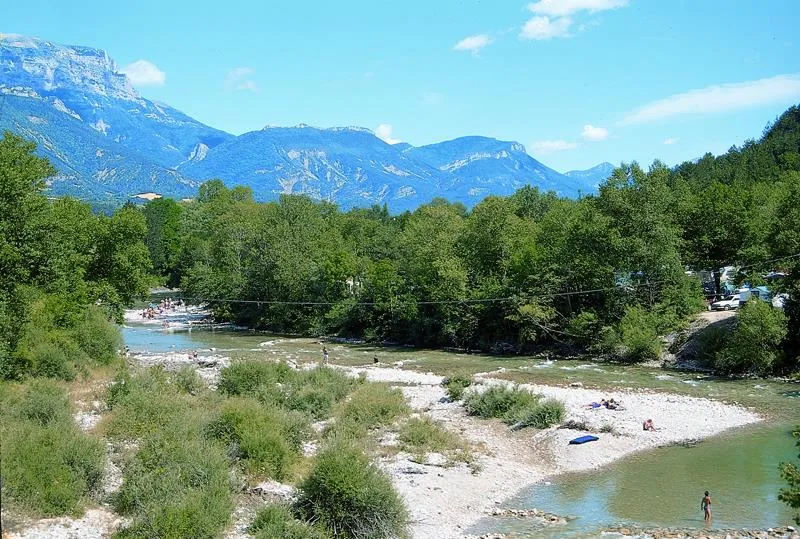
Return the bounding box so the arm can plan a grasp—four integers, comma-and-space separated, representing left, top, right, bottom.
176, 279, 670, 308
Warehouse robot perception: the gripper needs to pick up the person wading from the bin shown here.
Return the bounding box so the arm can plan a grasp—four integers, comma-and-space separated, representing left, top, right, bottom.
701, 490, 712, 523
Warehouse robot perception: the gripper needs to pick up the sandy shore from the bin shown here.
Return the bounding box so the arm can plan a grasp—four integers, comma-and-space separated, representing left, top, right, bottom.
345, 364, 762, 539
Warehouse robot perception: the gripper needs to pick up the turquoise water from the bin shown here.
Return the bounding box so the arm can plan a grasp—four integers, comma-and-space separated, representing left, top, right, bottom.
470, 423, 797, 537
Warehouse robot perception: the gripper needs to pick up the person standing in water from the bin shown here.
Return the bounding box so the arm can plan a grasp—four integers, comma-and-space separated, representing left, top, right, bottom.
701, 490, 712, 523
322, 346, 329, 364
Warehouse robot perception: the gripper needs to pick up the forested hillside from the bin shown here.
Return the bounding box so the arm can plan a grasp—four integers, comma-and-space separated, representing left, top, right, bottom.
144, 106, 800, 375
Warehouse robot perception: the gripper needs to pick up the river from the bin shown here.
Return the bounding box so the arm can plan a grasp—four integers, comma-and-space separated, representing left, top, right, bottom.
121, 320, 800, 537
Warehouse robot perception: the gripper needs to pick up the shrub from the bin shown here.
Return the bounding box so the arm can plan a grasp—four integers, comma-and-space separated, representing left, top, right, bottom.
171, 365, 205, 395
17, 378, 70, 426
507, 398, 565, 429
442, 372, 472, 401
333, 383, 408, 436
27, 334, 80, 381
249, 505, 329, 539
567, 311, 603, 348
694, 324, 730, 365
113, 433, 234, 538
398, 416, 472, 464
284, 367, 357, 420
1, 418, 104, 516
294, 443, 408, 539
618, 305, 661, 362
218, 360, 293, 396
463, 385, 538, 420
464, 385, 565, 430
71, 306, 122, 366
204, 397, 301, 480
105, 368, 185, 439
652, 276, 707, 333
715, 299, 788, 376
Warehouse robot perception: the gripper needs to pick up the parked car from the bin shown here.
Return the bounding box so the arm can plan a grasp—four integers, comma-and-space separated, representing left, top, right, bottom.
710, 294, 740, 311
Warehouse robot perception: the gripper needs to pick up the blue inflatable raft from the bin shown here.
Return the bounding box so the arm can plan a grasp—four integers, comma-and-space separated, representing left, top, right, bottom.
569, 435, 599, 445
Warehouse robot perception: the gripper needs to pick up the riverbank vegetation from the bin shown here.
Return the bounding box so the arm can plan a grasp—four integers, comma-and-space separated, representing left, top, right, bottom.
0, 132, 152, 382
141, 106, 800, 377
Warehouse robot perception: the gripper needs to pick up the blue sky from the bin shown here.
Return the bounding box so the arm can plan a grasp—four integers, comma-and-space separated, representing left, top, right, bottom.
4, 0, 800, 171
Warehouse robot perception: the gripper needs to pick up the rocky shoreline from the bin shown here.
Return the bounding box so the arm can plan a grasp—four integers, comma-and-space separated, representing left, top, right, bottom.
604, 524, 798, 539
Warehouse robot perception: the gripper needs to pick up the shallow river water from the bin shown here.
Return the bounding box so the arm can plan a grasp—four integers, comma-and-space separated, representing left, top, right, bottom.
122, 321, 800, 537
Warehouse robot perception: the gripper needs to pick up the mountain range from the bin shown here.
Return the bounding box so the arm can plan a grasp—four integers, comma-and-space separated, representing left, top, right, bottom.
0, 34, 612, 210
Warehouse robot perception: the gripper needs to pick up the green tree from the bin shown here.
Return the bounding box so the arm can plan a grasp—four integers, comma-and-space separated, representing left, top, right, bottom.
716, 299, 788, 375
143, 197, 182, 282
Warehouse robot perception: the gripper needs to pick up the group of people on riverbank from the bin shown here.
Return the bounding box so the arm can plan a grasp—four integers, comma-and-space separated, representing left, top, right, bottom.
584, 397, 624, 410
139, 297, 182, 320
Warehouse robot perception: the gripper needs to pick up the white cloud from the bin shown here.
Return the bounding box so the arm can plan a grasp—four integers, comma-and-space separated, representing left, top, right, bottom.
529, 140, 578, 155
453, 34, 492, 55
225, 67, 258, 91
528, 0, 629, 17
621, 74, 800, 124
375, 124, 402, 144
663, 137, 678, 145
519, 16, 572, 40
520, 0, 628, 41
581, 124, 609, 141
120, 60, 165, 86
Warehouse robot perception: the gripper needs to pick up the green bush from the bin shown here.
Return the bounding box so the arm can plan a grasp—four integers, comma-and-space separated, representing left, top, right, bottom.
398, 416, 473, 464
171, 365, 205, 395
442, 372, 472, 401
464, 385, 565, 430
284, 367, 357, 420
71, 306, 122, 366
218, 360, 293, 396
204, 397, 301, 480
1, 382, 105, 518
105, 368, 185, 439
294, 443, 408, 539
618, 305, 662, 362
113, 433, 234, 538
333, 383, 408, 437
26, 332, 82, 380
715, 299, 788, 376
566, 311, 603, 348
17, 378, 71, 426
507, 398, 566, 429
463, 385, 539, 420
694, 324, 730, 365
11, 296, 122, 381
249, 505, 329, 539
652, 276, 707, 333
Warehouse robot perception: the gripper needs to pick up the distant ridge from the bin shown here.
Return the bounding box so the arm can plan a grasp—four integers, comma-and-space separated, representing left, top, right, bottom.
0, 34, 607, 210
